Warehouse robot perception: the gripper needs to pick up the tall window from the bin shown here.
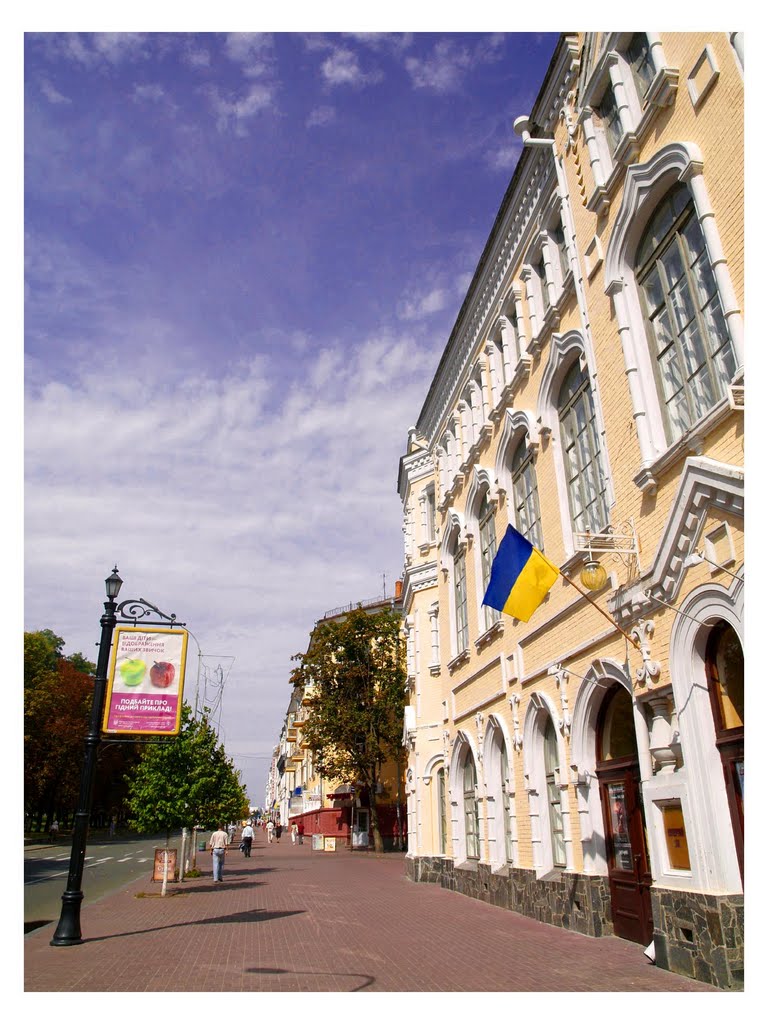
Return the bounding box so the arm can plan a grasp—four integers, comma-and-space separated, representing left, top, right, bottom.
544, 718, 566, 868
596, 88, 622, 158
454, 548, 469, 653
478, 492, 500, 630
536, 253, 550, 313
437, 767, 447, 855
463, 754, 480, 860
706, 622, 744, 880
626, 33, 655, 99
501, 745, 514, 864
511, 438, 543, 550
551, 223, 569, 283
558, 362, 610, 534
637, 184, 736, 444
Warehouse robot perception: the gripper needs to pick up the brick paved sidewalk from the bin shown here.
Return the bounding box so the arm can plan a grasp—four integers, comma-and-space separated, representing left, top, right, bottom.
24, 830, 716, 993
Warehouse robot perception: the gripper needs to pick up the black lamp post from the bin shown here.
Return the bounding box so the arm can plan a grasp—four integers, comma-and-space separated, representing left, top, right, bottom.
50, 566, 123, 946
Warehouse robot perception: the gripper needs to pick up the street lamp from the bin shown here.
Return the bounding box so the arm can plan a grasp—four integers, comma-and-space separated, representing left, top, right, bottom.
50, 566, 123, 946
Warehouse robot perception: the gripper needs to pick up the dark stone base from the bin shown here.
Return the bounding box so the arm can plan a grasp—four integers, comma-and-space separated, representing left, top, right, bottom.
405, 855, 612, 938
652, 887, 744, 990
406, 856, 744, 991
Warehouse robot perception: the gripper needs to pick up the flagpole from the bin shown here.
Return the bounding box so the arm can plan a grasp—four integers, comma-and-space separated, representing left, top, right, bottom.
558, 570, 642, 650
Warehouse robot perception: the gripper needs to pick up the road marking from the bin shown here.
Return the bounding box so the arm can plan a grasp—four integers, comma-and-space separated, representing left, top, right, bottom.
117, 857, 133, 863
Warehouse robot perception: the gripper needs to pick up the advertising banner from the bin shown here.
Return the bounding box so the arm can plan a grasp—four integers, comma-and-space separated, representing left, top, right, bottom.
102, 627, 188, 735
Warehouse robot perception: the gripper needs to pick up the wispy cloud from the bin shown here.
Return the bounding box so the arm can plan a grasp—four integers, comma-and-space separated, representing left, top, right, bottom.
306, 105, 336, 128
39, 79, 71, 104
207, 82, 278, 135
320, 47, 383, 89
44, 32, 149, 69
405, 35, 505, 94
224, 32, 275, 79
398, 286, 450, 322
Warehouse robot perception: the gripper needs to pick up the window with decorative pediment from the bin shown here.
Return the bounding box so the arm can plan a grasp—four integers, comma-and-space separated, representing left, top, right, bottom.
636, 183, 737, 445
478, 491, 500, 632
511, 438, 543, 551
463, 753, 480, 860
454, 546, 469, 654
558, 362, 610, 535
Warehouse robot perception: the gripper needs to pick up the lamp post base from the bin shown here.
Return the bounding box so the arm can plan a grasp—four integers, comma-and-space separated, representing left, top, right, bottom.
50, 890, 84, 946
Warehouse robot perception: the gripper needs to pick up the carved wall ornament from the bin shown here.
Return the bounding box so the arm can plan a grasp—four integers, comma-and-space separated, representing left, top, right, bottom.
549, 663, 571, 736
509, 693, 523, 751
630, 619, 661, 687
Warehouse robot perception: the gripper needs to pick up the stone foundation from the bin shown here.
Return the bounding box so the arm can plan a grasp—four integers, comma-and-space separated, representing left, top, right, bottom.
406, 856, 744, 990
405, 855, 612, 938
652, 888, 744, 990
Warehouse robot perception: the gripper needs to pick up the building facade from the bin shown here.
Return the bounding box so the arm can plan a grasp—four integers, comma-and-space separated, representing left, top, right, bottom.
273, 593, 407, 850
398, 32, 744, 990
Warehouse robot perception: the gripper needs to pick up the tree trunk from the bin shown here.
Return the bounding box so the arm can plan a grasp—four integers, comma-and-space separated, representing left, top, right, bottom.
368, 770, 384, 853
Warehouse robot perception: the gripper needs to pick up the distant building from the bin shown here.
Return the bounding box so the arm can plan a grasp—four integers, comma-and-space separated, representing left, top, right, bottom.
398, 32, 743, 990
274, 590, 407, 850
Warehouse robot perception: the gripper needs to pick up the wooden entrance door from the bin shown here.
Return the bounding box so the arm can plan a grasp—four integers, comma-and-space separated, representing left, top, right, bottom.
598, 764, 653, 945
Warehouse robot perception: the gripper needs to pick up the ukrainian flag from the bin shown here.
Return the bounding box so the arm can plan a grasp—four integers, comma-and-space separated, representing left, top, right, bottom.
482, 525, 559, 622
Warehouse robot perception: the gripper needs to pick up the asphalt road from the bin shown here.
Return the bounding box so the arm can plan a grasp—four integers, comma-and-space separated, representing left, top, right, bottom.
24, 832, 198, 934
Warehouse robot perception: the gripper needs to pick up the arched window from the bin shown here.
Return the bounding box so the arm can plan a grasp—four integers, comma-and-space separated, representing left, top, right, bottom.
544, 718, 566, 868
558, 362, 610, 534
705, 621, 744, 879
511, 438, 543, 549
636, 183, 737, 444
463, 754, 480, 859
501, 745, 514, 864
436, 767, 447, 855
478, 491, 500, 631
454, 545, 469, 654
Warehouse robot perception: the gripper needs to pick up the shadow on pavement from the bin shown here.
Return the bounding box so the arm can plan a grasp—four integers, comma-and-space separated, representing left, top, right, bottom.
246, 966, 375, 992
82, 907, 306, 943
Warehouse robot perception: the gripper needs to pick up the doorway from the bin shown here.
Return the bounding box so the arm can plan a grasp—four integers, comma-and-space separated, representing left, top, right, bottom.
596, 685, 653, 945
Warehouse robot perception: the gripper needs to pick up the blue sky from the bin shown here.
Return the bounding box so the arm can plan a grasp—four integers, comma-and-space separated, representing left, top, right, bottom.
23, 29, 560, 804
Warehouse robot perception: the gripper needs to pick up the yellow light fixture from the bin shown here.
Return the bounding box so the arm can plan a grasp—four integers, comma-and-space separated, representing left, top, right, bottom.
580, 558, 607, 591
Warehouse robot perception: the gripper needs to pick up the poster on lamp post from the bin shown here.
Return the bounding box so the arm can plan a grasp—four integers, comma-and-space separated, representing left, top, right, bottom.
102, 627, 188, 736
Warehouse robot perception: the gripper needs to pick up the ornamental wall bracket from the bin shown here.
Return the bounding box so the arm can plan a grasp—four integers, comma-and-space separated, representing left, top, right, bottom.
630, 619, 661, 687
509, 693, 523, 751
549, 663, 571, 736
475, 712, 485, 761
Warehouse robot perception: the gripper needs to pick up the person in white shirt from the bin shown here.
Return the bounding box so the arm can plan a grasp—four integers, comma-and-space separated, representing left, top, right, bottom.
241, 822, 254, 857
266, 820, 274, 844
209, 825, 229, 881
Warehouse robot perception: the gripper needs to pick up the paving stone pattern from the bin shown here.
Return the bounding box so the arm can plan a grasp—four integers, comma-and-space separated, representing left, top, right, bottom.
25, 830, 716, 993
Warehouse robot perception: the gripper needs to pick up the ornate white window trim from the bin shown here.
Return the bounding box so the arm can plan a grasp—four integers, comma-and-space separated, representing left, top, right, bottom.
604, 142, 744, 495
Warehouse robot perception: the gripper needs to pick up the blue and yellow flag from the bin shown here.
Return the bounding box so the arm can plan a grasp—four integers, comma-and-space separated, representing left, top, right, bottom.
482, 525, 559, 622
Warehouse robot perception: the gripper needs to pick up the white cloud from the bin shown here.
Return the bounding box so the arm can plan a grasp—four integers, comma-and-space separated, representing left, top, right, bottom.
487, 142, 522, 172
321, 48, 383, 88
133, 83, 166, 103
39, 79, 70, 104
208, 83, 277, 135
405, 35, 505, 95
24, 316, 444, 801
398, 286, 449, 322
224, 33, 275, 79
50, 32, 148, 69
306, 105, 336, 128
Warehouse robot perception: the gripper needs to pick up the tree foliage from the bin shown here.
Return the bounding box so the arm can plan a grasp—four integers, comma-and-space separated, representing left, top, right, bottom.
124, 703, 248, 839
289, 606, 407, 852
24, 630, 101, 823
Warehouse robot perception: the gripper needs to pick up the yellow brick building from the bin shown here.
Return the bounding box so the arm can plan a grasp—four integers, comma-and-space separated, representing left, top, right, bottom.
398, 32, 743, 990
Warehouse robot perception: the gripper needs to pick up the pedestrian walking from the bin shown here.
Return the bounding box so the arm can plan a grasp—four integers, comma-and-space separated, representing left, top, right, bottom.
266, 820, 274, 844
275, 823, 283, 843
227, 823, 236, 844
209, 823, 229, 882
48, 818, 59, 843
109, 815, 117, 838
291, 823, 298, 844
297, 821, 305, 845
241, 822, 254, 857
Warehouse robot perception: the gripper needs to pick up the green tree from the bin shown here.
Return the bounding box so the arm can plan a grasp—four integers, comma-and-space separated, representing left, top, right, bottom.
125, 703, 247, 842
290, 606, 407, 853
